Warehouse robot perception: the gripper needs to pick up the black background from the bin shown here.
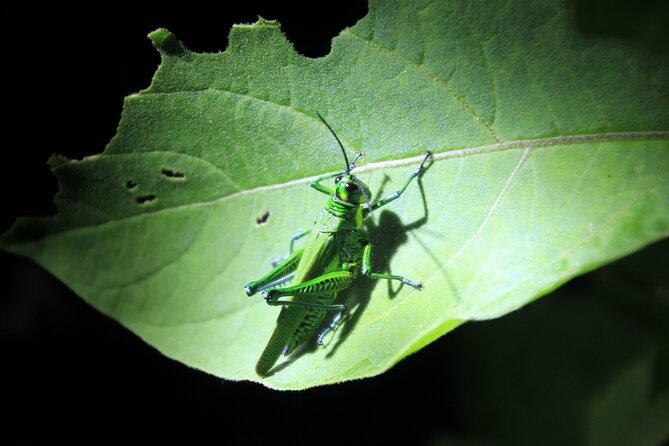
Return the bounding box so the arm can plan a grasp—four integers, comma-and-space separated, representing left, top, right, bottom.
4, 1, 667, 444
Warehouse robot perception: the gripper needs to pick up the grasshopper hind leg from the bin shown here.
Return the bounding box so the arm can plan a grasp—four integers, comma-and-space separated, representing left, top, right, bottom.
316, 307, 347, 346
282, 294, 346, 355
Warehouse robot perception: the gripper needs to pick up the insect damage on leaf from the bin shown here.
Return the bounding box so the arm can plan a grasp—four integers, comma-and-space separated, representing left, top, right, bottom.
256, 211, 271, 226
161, 168, 186, 179
135, 194, 157, 205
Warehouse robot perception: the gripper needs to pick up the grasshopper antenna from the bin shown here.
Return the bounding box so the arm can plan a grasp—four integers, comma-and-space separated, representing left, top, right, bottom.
317, 111, 350, 173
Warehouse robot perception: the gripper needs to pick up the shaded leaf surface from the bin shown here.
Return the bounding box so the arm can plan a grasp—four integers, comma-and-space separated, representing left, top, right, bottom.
432, 240, 669, 446
2, 0, 668, 389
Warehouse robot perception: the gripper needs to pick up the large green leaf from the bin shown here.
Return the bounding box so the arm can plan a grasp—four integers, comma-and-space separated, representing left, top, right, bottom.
2, 0, 668, 389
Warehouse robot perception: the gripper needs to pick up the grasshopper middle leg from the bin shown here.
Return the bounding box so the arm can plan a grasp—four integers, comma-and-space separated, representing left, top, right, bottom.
271, 228, 312, 266
361, 243, 422, 289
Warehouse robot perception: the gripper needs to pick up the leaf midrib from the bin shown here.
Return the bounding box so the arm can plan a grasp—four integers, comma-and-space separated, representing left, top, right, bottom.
104, 154, 669, 339
14, 131, 669, 242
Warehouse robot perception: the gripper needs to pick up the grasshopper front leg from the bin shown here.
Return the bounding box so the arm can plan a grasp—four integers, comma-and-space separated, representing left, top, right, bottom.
271, 228, 311, 267
364, 151, 431, 217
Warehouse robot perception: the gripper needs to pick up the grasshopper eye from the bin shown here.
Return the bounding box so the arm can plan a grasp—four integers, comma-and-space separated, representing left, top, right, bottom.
344, 182, 358, 192
334, 176, 342, 184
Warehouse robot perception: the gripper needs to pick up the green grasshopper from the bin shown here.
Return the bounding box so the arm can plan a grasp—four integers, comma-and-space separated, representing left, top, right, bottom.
245, 113, 431, 376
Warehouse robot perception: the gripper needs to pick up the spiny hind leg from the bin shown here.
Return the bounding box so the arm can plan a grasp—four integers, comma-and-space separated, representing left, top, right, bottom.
263, 271, 354, 308
286, 293, 347, 354
366, 151, 431, 215
361, 243, 422, 289
317, 307, 347, 346
263, 272, 354, 346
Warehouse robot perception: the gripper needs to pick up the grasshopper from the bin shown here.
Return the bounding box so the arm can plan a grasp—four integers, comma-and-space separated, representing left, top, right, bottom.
245, 113, 431, 376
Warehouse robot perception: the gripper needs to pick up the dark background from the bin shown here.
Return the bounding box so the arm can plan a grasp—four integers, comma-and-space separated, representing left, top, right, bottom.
4, 1, 668, 444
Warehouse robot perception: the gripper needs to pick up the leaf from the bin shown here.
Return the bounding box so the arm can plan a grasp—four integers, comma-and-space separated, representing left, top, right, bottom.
2, 0, 668, 389
432, 239, 669, 446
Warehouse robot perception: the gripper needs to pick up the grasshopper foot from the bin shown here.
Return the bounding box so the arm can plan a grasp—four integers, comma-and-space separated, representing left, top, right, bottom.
244, 283, 257, 296
416, 151, 432, 176
403, 278, 423, 289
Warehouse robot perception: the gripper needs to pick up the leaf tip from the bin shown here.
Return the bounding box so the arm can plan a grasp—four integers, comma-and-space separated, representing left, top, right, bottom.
148, 28, 187, 56
254, 17, 280, 28
233, 16, 280, 30
47, 154, 70, 170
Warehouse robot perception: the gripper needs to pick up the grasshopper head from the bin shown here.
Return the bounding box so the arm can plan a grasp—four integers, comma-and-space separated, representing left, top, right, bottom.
334, 174, 372, 205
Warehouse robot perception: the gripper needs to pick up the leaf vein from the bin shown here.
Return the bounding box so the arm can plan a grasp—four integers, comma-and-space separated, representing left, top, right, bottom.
18, 132, 669, 241
138, 88, 358, 149
427, 146, 532, 280
474, 172, 669, 318
341, 29, 502, 143
357, 146, 533, 329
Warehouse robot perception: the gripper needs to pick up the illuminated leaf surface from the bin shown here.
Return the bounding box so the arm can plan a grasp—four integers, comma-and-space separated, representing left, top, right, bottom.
2, 0, 668, 389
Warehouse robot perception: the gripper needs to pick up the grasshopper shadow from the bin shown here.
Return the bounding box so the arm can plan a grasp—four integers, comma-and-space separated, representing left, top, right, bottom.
326, 178, 430, 357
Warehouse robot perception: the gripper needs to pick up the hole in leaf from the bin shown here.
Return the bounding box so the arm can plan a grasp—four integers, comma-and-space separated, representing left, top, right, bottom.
136, 194, 157, 205
161, 168, 185, 179
256, 211, 271, 226
126, 180, 138, 190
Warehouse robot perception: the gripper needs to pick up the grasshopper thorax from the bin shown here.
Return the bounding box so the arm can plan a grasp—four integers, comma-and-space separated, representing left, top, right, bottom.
333, 174, 372, 205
